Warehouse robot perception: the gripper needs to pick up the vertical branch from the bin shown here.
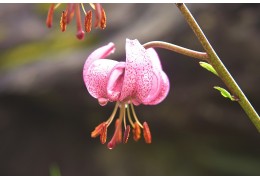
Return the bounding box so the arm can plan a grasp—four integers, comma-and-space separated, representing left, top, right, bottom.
176, 3, 260, 131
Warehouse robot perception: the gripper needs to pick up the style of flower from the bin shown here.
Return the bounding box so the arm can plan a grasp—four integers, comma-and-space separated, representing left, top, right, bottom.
46, 3, 106, 40
83, 39, 170, 149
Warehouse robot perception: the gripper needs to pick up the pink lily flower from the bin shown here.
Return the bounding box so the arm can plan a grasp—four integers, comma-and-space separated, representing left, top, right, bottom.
83, 39, 170, 149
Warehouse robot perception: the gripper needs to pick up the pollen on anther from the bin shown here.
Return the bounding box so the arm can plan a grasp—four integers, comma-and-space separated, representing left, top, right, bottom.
100, 7, 106, 29
143, 122, 152, 144
85, 10, 92, 33
91, 122, 105, 138
100, 124, 107, 144
60, 10, 67, 32
133, 122, 141, 141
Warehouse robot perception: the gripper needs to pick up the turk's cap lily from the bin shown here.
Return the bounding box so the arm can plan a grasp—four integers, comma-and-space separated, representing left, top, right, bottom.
83, 39, 170, 106
83, 39, 170, 149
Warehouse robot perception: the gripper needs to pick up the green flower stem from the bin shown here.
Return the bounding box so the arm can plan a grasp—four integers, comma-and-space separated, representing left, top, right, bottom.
143, 41, 209, 61
176, 3, 260, 131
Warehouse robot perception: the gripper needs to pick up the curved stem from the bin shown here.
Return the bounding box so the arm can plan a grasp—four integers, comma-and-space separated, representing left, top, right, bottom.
143, 41, 209, 61
176, 3, 260, 131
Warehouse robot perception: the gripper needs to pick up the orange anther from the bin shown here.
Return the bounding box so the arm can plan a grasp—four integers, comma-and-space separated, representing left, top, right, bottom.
133, 122, 141, 141
100, 7, 106, 29
94, 4, 106, 29
91, 122, 105, 138
60, 10, 67, 32
143, 122, 152, 144
85, 10, 92, 33
100, 124, 107, 144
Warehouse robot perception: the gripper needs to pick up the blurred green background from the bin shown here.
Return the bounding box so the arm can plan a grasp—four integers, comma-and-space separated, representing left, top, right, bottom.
0, 3, 259, 175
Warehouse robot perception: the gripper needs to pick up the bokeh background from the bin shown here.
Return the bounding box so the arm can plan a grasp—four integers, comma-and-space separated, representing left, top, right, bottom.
0, 3, 259, 175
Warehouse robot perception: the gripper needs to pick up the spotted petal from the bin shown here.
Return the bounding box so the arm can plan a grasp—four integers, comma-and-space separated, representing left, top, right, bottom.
83, 39, 170, 106
83, 43, 117, 103
120, 39, 169, 105
120, 39, 153, 103
83, 42, 115, 73
142, 48, 170, 105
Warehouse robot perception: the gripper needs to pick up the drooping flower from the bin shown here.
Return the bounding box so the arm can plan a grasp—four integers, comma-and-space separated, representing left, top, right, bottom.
83, 39, 170, 149
46, 3, 106, 40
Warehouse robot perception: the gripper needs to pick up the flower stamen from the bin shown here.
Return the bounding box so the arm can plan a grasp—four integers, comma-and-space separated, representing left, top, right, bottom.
126, 104, 135, 127
94, 3, 106, 29
130, 103, 143, 128
100, 123, 107, 144
133, 122, 141, 141
54, 3, 61, 9
106, 102, 119, 126
85, 10, 92, 33
123, 107, 127, 129
80, 3, 87, 15
46, 3, 107, 40
100, 7, 106, 29
60, 10, 67, 32
143, 122, 152, 144
91, 122, 106, 138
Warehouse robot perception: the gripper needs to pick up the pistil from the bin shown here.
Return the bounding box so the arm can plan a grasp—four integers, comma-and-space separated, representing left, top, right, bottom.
75, 4, 85, 40
107, 103, 125, 149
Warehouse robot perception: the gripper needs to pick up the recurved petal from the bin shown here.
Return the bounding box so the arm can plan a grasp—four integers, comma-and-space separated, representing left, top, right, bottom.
83, 59, 118, 100
145, 71, 170, 105
142, 48, 170, 105
83, 42, 115, 74
146, 48, 162, 69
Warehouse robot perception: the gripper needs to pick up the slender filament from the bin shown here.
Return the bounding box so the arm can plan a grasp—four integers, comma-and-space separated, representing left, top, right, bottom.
126, 105, 135, 127
123, 108, 127, 130
130, 103, 143, 128
81, 3, 87, 15
106, 102, 119, 126
54, 3, 61, 9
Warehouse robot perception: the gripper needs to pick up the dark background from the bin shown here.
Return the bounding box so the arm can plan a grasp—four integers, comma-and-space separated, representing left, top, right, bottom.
0, 4, 259, 175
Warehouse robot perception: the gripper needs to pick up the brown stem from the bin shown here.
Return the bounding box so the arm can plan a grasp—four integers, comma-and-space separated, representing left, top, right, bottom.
143, 41, 208, 61
176, 3, 260, 131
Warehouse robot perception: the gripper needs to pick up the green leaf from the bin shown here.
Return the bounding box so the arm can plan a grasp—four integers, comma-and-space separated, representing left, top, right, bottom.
214, 86, 235, 101
199, 61, 219, 76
